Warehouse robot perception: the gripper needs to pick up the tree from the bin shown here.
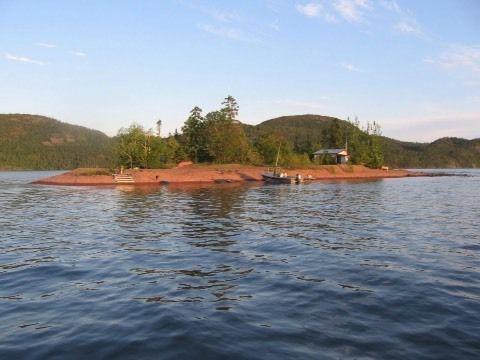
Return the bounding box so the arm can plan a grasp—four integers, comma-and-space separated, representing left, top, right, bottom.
116, 123, 184, 168
117, 123, 145, 168
181, 106, 205, 162
177, 96, 258, 164
202, 110, 257, 164
347, 116, 368, 165
141, 129, 155, 168
254, 132, 289, 165
221, 95, 239, 121
322, 119, 344, 148
366, 121, 384, 168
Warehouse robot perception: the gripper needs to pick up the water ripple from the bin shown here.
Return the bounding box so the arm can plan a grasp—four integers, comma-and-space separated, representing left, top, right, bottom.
0, 171, 479, 359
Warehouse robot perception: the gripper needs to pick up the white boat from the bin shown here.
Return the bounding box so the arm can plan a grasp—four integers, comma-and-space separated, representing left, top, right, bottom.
262, 170, 298, 184
261, 146, 304, 184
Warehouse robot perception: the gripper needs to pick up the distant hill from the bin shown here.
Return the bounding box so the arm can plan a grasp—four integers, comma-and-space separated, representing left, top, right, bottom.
245, 115, 480, 168
244, 114, 341, 154
378, 136, 480, 168
1, 113, 478, 170
0, 114, 114, 170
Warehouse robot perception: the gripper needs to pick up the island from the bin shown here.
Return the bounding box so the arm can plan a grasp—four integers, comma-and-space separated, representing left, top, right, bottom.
5, 97, 477, 185
32, 164, 422, 186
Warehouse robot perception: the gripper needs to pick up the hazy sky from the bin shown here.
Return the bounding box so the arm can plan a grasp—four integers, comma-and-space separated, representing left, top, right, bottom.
1, 0, 479, 141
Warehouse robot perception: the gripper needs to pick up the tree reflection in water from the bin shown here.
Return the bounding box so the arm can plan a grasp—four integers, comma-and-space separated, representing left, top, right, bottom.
113, 182, 261, 308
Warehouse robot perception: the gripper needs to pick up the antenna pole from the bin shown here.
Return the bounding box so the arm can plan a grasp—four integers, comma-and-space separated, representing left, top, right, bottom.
275, 144, 281, 167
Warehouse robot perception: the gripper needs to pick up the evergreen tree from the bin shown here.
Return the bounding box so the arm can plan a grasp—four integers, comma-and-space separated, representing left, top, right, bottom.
221, 95, 239, 121
181, 106, 205, 162
322, 119, 344, 148
366, 121, 384, 168
347, 116, 368, 165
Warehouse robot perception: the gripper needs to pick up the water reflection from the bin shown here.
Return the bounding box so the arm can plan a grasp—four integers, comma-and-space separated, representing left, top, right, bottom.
1, 172, 480, 359
168, 182, 259, 218
170, 183, 256, 253
107, 183, 262, 308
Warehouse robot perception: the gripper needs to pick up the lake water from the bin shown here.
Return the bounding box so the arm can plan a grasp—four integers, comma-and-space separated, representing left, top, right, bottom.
1, 170, 479, 359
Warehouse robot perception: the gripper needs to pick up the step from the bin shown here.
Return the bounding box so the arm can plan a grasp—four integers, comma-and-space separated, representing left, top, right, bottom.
113, 174, 135, 183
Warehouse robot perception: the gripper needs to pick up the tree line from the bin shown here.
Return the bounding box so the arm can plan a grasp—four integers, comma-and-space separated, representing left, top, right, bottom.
115, 96, 385, 169
0, 114, 114, 170
2, 113, 478, 171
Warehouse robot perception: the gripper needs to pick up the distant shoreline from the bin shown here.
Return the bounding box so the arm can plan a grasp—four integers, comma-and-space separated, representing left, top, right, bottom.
32, 164, 427, 186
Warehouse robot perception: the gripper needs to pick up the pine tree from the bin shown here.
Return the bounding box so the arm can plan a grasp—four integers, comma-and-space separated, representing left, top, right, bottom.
366, 121, 384, 168
221, 95, 239, 121
181, 106, 204, 162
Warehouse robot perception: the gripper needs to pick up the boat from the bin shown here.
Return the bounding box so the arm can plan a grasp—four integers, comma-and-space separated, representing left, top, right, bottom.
262, 170, 299, 184
262, 146, 305, 184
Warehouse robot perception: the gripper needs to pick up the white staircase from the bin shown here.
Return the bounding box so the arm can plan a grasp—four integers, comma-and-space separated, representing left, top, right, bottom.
113, 174, 135, 184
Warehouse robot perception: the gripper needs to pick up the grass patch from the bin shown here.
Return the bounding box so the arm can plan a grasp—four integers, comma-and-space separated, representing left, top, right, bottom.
73, 168, 112, 176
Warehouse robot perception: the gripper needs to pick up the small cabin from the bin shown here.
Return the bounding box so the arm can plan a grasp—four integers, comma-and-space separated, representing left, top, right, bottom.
313, 148, 349, 164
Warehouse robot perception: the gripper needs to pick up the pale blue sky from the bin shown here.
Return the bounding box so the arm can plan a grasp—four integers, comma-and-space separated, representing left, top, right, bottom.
1, 0, 479, 141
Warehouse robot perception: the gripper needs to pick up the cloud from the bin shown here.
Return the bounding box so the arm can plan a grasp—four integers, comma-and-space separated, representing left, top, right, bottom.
381, 1, 423, 37
70, 51, 87, 57
297, 0, 419, 32
426, 45, 480, 81
382, 112, 480, 142
200, 24, 254, 42
186, 3, 241, 23
379, 0, 400, 13
207, 9, 240, 23
265, 0, 282, 13
270, 20, 280, 32
341, 62, 359, 72
323, 13, 338, 23
438, 45, 480, 73
4, 53, 45, 65
296, 3, 322, 17
33, 42, 56, 48
296, 2, 338, 22
333, 0, 371, 23
394, 19, 421, 35
382, 97, 480, 141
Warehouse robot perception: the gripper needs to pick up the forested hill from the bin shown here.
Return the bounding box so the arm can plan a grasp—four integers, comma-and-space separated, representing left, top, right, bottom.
1, 113, 478, 170
0, 114, 114, 170
245, 115, 480, 168
379, 136, 480, 168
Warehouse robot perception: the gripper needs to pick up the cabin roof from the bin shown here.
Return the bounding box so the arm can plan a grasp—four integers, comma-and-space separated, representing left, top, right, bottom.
313, 148, 348, 155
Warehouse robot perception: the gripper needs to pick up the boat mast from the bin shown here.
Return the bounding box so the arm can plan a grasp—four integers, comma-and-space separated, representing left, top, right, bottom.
273, 144, 281, 176
275, 145, 281, 167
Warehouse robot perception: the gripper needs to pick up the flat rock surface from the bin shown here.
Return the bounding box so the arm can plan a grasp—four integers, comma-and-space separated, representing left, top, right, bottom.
32, 165, 420, 186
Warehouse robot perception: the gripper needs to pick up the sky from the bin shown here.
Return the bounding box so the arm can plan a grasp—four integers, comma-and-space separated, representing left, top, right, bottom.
0, 0, 479, 142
